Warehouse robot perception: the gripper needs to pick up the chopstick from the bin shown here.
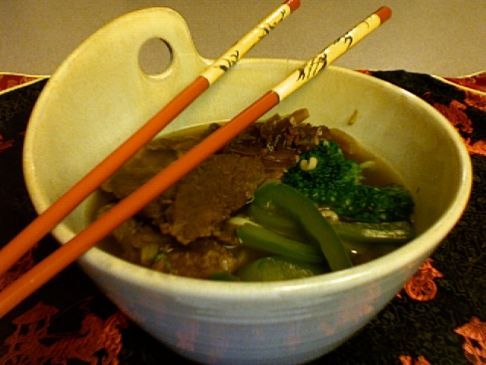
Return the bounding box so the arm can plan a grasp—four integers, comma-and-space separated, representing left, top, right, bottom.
0, 0, 300, 277
0, 6, 391, 317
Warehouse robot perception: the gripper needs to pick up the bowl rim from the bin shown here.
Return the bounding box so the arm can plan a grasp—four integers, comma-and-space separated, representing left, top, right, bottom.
24, 64, 473, 300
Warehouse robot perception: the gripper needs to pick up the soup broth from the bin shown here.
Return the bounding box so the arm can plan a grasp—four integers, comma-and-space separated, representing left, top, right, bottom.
92, 109, 414, 280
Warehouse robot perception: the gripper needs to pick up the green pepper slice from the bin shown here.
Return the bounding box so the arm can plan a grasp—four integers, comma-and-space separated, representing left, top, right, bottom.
238, 256, 326, 282
248, 204, 305, 241
237, 223, 325, 264
252, 181, 352, 271
249, 203, 413, 245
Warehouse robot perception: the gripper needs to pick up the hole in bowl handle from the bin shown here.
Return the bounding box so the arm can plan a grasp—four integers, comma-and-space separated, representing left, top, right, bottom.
130, 7, 208, 82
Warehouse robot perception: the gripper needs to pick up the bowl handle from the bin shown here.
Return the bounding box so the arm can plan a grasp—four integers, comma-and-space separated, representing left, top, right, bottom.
61, 7, 209, 98
61, 7, 210, 123
109, 7, 209, 84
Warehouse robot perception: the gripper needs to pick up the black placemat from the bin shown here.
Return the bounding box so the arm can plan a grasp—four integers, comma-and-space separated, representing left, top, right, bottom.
0, 72, 484, 365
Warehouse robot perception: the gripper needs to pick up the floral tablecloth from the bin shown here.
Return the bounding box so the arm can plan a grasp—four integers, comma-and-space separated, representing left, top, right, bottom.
0, 70, 484, 365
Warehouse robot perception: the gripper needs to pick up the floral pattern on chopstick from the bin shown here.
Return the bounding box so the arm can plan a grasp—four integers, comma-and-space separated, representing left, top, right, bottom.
202, 3, 293, 84
274, 10, 384, 101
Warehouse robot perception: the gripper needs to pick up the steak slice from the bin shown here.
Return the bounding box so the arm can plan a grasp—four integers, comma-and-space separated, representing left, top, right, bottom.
163, 154, 266, 244
101, 125, 215, 199
153, 238, 247, 279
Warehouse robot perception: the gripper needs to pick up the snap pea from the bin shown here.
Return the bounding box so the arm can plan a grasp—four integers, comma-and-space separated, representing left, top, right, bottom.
237, 224, 325, 264
237, 256, 326, 282
332, 221, 414, 244
252, 182, 352, 271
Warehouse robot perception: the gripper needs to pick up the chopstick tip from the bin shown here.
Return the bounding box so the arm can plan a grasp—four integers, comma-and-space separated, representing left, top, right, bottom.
376, 6, 392, 23
285, 0, 301, 11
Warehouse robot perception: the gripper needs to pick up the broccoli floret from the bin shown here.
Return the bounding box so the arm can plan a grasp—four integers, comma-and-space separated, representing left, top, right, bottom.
282, 141, 414, 223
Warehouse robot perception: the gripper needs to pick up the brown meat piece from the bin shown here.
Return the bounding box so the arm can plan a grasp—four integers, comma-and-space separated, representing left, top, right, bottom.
101, 125, 214, 199
101, 143, 177, 200
153, 238, 247, 279
224, 109, 332, 177
103, 207, 245, 279
97, 112, 337, 279
163, 154, 266, 244
97, 204, 174, 265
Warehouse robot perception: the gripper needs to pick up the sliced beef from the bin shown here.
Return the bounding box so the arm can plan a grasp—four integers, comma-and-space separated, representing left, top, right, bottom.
224, 109, 332, 177
101, 142, 177, 199
101, 125, 214, 199
97, 204, 174, 265
146, 124, 216, 157
162, 154, 266, 244
98, 110, 335, 279
152, 238, 247, 279
103, 205, 246, 279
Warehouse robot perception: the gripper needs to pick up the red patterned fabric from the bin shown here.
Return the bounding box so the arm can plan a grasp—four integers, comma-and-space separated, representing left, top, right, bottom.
0, 71, 484, 364
0, 73, 42, 93
1, 302, 128, 364
444, 72, 486, 93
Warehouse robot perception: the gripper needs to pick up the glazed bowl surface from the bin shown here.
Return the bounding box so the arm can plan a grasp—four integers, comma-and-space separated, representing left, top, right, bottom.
23, 8, 471, 365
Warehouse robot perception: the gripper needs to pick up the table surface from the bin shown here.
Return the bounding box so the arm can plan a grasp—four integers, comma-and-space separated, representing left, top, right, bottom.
1, 0, 485, 77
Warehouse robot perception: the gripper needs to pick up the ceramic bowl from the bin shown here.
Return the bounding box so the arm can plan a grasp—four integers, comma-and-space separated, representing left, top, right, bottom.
23, 8, 472, 365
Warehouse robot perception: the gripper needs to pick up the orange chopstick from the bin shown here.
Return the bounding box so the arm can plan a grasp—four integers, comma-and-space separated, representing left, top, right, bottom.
0, 6, 391, 317
0, 0, 300, 278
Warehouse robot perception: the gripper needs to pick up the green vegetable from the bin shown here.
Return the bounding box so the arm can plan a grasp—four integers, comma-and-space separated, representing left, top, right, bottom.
247, 204, 305, 241
332, 221, 414, 244
237, 256, 326, 282
282, 141, 414, 223
140, 242, 159, 265
251, 181, 352, 271
237, 224, 325, 264
209, 272, 240, 281
249, 201, 414, 244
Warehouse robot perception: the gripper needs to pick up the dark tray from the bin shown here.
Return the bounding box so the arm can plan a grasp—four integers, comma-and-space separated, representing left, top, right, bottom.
0, 71, 484, 364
